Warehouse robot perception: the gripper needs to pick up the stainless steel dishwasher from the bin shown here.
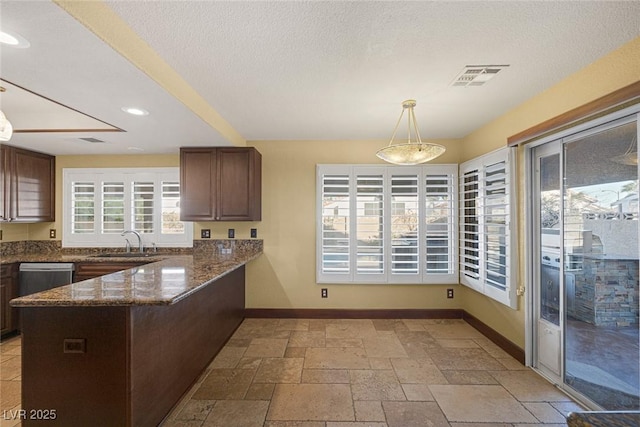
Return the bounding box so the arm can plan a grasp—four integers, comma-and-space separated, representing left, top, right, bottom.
19, 263, 74, 296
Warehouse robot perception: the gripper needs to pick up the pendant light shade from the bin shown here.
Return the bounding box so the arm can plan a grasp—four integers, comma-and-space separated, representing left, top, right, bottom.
0, 110, 13, 142
376, 99, 445, 165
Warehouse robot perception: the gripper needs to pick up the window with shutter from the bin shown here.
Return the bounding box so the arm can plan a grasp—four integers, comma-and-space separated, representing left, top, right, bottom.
133, 182, 154, 233
459, 148, 517, 308
161, 181, 184, 235
102, 182, 125, 234
425, 172, 456, 277
71, 182, 95, 234
391, 174, 419, 276
356, 174, 384, 276
317, 164, 458, 284
63, 168, 192, 248
320, 173, 350, 276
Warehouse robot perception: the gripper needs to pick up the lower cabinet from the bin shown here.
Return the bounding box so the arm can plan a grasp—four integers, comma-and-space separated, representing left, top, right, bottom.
1, 263, 19, 337
73, 262, 149, 282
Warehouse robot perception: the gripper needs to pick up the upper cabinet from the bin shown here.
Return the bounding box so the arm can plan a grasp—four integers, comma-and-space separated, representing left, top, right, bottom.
180, 147, 261, 221
0, 144, 55, 223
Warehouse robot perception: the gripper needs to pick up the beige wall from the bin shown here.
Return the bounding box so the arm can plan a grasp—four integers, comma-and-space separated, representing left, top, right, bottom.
459, 36, 640, 346
224, 139, 464, 310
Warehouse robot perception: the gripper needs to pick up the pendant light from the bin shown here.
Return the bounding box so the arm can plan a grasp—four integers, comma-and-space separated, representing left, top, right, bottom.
376, 99, 445, 165
0, 110, 12, 142
0, 86, 13, 142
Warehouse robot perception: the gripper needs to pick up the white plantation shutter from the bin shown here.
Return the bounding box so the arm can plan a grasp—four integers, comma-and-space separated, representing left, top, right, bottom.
102, 182, 125, 234
356, 172, 385, 280
161, 181, 184, 235
133, 181, 155, 233
317, 164, 458, 284
459, 148, 517, 308
390, 172, 420, 278
319, 172, 350, 279
425, 170, 457, 278
71, 181, 95, 234
460, 168, 481, 289
63, 168, 192, 247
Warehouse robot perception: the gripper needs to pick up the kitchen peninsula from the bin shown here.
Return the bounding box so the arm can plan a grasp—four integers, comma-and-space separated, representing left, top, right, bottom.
10, 240, 262, 427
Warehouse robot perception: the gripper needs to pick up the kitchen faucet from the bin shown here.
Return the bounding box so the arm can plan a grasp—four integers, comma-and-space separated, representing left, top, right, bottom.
121, 230, 144, 253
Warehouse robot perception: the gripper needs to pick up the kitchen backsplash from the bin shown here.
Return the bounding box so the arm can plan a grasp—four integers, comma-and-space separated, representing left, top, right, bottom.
0, 240, 61, 257
1, 239, 263, 258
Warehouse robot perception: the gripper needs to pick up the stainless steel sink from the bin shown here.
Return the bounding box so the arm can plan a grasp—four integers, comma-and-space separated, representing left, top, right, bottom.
91, 253, 155, 258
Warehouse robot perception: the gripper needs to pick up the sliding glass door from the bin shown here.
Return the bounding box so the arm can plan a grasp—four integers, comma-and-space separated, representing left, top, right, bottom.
530, 112, 639, 410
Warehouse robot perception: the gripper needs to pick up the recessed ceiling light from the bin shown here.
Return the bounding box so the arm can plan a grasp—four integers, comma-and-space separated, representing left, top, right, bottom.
0, 30, 30, 48
121, 107, 149, 116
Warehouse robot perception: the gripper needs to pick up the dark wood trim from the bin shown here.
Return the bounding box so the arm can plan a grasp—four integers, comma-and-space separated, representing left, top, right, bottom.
1, 78, 125, 133
462, 311, 525, 365
508, 81, 640, 146
244, 308, 525, 365
244, 308, 464, 319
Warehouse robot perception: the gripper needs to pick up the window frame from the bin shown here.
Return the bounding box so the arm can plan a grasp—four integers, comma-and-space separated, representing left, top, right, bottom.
459, 147, 518, 308
62, 167, 193, 248
316, 163, 459, 284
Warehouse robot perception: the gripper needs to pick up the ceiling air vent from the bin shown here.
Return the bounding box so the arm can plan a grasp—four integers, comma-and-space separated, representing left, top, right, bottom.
78, 137, 105, 143
451, 65, 509, 87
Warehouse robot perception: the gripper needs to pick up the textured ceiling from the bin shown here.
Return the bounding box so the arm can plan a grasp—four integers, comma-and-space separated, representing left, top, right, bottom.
0, 1, 639, 155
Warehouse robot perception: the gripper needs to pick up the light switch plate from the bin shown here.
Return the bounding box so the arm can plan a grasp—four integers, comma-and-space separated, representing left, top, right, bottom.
228, 229, 235, 239
250, 228, 257, 238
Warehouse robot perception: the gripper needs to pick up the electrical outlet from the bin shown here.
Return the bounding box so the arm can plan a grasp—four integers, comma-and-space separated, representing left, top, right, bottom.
250, 228, 257, 238
228, 229, 235, 239
63, 338, 86, 354
0, 230, 3, 241
49, 229, 56, 239
201, 229, 211, 239
321, 288, 328, 298
447, 288, 454, 299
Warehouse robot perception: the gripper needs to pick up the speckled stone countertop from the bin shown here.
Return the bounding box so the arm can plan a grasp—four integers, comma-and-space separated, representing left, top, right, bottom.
566, 411, 640, 427
9, 240, 262, 307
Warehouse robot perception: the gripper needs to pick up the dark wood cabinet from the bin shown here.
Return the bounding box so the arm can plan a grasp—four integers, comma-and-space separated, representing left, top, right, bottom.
73, 261, 149, 282
180, 147, 261, 221
0, 144, 55, 223
20, 266, 246, 426
1, 263, 19, 337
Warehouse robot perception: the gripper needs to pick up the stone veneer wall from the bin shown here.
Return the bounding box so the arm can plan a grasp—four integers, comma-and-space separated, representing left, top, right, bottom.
572, 258, 639, 327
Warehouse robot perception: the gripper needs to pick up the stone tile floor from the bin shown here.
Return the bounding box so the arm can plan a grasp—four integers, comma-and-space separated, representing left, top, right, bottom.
0, 319, 585, 427
0, 335, 21, 427
162, 318, 583, 426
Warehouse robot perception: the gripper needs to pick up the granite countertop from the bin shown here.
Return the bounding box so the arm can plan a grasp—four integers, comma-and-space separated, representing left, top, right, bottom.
566, 411, 640, 427
9, 242, 262, 307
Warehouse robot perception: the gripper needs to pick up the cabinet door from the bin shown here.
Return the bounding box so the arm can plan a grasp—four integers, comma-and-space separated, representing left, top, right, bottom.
1, 264, 17, 336
0, 281, 9, 334
180, 148, 217, 221
217, 148, 261, 221
74, 262, 148, 281
8, 147, 55, 222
